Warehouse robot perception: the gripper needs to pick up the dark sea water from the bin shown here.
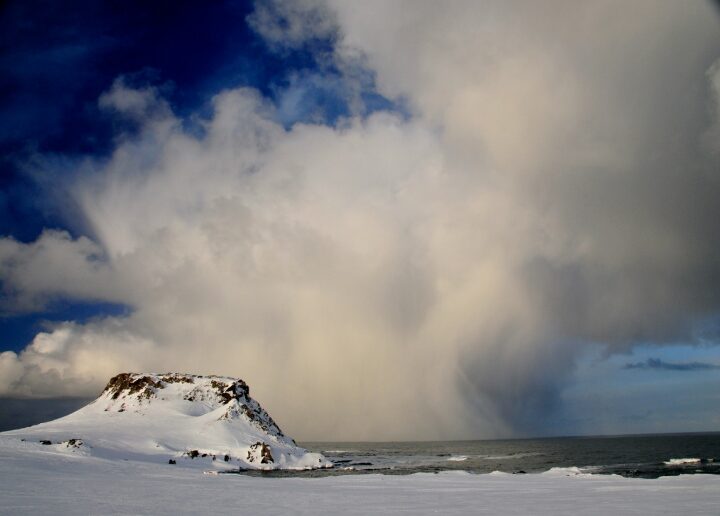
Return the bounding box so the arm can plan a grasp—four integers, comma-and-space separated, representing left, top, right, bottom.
244, 433, 720, 478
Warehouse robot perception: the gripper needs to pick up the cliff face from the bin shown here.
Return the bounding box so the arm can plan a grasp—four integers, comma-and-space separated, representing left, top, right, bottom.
2, 372, 331, 471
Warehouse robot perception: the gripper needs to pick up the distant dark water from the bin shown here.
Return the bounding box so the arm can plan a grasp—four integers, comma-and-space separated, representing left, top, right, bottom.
243, 433, 720, 478
0, 398, 93, 432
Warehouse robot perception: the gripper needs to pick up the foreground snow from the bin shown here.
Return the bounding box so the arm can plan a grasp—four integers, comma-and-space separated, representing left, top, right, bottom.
1, 373, 330, 471
1, 437, 719, 515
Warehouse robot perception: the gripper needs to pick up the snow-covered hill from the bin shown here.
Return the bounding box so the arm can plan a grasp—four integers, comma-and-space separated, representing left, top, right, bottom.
0, 372, 331, 471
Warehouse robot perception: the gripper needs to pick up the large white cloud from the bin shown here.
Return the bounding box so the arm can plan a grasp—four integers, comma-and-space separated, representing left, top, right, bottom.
0, 1, 719, 439
0, 321, 156, 398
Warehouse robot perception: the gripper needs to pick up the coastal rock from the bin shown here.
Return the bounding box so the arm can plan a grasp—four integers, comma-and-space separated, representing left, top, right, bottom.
247, 442, 274, 464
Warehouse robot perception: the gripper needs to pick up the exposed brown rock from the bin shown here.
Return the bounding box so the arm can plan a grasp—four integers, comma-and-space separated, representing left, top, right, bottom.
262, 444, 273, 463
161, 374, 194, 384
103, 373, 163, 400
236, 402, 285, 438
211, 379, 250, 403
247, 442, 274, 464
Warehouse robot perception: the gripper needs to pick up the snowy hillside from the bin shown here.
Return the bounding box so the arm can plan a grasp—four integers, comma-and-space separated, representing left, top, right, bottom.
0, 372, 331, 471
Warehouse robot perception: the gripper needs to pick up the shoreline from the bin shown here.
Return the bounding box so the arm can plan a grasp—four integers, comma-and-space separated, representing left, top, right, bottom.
2, 441, 719, 516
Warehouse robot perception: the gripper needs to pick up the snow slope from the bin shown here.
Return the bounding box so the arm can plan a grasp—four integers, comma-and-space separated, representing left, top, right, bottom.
0, 372, 330, 471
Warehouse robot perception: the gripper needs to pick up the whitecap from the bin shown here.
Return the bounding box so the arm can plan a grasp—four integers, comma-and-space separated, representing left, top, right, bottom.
664, 458, 702, 466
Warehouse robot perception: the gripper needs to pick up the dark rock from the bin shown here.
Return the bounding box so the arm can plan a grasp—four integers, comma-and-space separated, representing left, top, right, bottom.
162, 374, 194, 384
236, 403, 285, 438
211, 379, 250, 404
224, 455, 230, 462
103, 373, 163, 400
247, 442, 274, 464
261, 444, 273, 464
40, 440, 52, 445
168, 459, 176, 464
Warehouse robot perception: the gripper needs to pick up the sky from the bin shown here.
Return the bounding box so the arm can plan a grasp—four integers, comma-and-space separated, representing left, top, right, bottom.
1, 0, 720, 440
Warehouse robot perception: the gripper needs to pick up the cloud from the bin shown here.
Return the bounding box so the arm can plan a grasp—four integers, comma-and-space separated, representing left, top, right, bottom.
247, 0, 338, 53
1, 1, 719, 439
624, 358, 720, 372
0, 230, 117, 313
0, 321, 158, 398
98, 77, 169, 121
705, 59, 720, 156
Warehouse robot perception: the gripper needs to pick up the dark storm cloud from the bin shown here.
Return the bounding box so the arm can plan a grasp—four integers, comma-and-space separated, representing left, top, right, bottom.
624, 358, 720, 372
0, 397, 91, 432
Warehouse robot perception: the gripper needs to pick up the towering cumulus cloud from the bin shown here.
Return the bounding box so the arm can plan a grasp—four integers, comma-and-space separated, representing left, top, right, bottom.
1, 1, 719, 439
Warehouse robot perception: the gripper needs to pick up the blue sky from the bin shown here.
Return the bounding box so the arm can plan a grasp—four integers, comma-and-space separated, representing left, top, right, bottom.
1, 1, 719, 440
2, 1, 264, 350
0, 1, 353, 242
0, 0, 392, 353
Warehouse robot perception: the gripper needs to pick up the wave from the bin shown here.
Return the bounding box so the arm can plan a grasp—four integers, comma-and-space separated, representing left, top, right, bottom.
447, 455, 468, 462
482, 452, 543, 460
664, 458, 701, 466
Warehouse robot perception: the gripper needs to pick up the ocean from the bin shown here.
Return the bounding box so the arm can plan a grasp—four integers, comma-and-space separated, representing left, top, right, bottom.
238, 432, 720, 478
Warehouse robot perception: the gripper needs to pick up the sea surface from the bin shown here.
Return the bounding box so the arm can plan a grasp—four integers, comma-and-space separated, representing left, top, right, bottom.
244, 432, 720, 478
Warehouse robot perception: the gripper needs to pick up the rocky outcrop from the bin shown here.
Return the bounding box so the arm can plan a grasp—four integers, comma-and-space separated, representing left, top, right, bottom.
247, 442, 274, 464
99, 373, 288, 441
104, 373, 163, 400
